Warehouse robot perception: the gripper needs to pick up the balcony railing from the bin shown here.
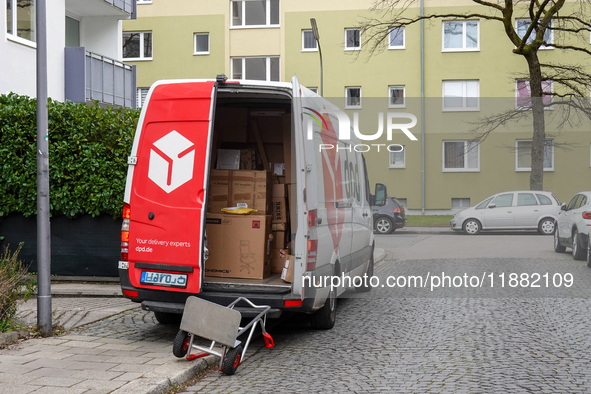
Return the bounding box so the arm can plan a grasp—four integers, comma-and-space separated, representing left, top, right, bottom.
65, 47, 136, 110
103, 0, 135, 16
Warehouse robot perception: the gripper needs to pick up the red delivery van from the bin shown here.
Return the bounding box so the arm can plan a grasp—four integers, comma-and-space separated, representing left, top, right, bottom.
118, 76, 386, 329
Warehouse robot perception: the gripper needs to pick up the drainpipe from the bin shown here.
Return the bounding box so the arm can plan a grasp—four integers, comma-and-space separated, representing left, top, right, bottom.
420, 0, 426, 215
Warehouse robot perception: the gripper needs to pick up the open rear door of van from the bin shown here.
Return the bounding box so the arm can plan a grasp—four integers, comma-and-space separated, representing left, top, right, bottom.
125, 81, 217, 295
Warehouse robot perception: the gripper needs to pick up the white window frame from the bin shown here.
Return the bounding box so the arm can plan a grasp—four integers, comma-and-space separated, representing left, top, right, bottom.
122, 31, 153, 61
344, 28, 361, 51
442, 80, 480, 111
301, 29, 318, 52
345, 86, 362, 109
516, 18, 553, 50
515, 79, 553, 110
6, 0, 37, 47
452, 198, 471, 209
230, 0, 280, 29
442, 140, 480, 172
388, 27, 405, 49
388, 85, 405, 108
137, 0, 152, 4
442, 20, 480, 52
193, 33, 210, 55
388, 145, 405, 168
231, 56, 280, 82
515, 139, 554, 172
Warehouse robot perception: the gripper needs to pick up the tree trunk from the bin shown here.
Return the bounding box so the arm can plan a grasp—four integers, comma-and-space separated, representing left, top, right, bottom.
525, 53, 546, 191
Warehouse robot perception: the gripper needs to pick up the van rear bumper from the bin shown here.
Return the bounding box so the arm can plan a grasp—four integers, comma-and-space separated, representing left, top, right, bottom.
119, 268, 324, 317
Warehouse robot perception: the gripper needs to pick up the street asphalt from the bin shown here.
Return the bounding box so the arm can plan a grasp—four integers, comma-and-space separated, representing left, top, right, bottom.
1, 246, 388, 394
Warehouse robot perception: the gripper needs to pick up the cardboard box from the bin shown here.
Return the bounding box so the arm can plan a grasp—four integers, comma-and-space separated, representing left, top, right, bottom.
270, 248, 290, 274
272, 184, 286, 198
217, 149, 241, 170
281, 256, 294, 283
272, 230, 286, 249
231, 170, 270, 214
240, 149, 256, 170
272, 223, 286, 231
205, 214, 272, 279
207, 170, 231, 213
271, 198, 287, 223
208, 170, 270, 214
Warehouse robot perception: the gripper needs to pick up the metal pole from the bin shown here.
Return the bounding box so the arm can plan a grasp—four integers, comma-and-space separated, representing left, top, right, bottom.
36, 0, 52, 334
310, 18, 323, 96
420, 0, 426, 215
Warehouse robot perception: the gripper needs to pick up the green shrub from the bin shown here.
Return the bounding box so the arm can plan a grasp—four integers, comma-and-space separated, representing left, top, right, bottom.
0, 93, 140, 218
0, 244, 36, 332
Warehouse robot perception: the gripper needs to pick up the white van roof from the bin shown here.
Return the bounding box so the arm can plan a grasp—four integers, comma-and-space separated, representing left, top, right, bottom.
151, 79, 293, 90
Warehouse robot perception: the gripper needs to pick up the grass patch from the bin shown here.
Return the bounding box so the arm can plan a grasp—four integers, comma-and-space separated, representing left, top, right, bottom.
406, 215, 453, 227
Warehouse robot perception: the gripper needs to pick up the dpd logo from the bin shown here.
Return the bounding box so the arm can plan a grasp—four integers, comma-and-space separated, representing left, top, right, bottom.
148, 130, 195, 193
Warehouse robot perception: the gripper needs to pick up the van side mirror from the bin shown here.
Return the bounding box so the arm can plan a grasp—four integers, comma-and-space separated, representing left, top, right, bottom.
488, 203, 496, 209
561, 203, 567, 211
374, 183, 387, 206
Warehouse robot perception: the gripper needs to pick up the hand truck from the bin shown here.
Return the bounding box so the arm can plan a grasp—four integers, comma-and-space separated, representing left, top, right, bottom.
172, 296, 275, 375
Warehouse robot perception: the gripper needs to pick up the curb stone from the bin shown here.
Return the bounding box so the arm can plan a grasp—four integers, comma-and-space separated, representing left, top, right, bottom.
0, 330, 30, 346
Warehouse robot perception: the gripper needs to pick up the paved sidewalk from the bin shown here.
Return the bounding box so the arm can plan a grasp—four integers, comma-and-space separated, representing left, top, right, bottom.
0, 248, 387, 394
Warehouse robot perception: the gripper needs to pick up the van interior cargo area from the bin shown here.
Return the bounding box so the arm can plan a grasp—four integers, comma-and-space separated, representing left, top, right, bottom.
203, 87, 296, 289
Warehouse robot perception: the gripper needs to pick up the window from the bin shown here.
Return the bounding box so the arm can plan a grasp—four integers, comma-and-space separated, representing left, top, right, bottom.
6, 0, 36, 43
452, 198, 470, 208
388, 86, 405, 108
308, 87, 318, 94
137, 0, 152, 3
516, 19, 553, 47
443, 141, 479, 171
491, 194, 514, 208
231, 0, 279, 28
389, 145, 405, 168
516, 139, 554, 171
302, 30, 317, 51
194, 33, 209, 55
388, 27, 404, 49
442, 80, 479, 111
536, 194, 552, 205
345, 28, 360, 50
517, 193, 538, 206
442, 21, 479, 51
475, 197, 493, 209
345, 87, 361, 108
122, 31, 152, 60
516, 80, 553, 109
231, 56, 280, 81
137, 88, 149, 108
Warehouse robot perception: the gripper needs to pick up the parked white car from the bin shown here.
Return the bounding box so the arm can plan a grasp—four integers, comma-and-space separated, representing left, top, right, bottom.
450, 191, 561, 235
554, 192, 591, 261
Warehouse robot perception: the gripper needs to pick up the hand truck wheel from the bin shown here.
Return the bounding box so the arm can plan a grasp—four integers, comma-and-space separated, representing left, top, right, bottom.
172, 330, 190, 358
221, 344, 243, 375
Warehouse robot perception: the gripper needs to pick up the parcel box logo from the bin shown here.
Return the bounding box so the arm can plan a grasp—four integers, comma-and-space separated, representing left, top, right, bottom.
148, 130, 195, 193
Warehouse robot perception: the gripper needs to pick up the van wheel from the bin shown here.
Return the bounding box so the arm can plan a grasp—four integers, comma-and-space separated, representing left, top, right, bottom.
154, 311, 182, 325
309, 282, 337, 330
221, 345, 243, 376
172, 330, 190, 358
356, 248, 374, 293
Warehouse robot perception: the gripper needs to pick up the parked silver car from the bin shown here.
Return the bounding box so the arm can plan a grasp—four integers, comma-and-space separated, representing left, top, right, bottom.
450, 191, 561, 235
554, 192, 591, 261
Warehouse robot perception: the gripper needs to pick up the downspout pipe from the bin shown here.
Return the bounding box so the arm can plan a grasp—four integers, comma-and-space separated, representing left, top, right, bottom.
420, 0, 426, 214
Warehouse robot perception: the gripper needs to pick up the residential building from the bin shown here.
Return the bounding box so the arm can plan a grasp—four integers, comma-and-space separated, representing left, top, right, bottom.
124, 0, 591, 212
2, 0, 137, 109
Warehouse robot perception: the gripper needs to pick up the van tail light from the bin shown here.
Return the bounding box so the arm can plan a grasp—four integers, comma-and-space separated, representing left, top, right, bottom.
121, 203, 131, 261
308, 210, 317, 227
583, 212, 591, 220
393, 208, 403, 214
307, 239, 318, 271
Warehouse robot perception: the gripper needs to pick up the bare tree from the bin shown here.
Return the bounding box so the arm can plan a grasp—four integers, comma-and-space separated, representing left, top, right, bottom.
360, 0, 591, 190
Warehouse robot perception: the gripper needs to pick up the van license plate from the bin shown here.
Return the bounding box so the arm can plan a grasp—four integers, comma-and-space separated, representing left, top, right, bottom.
140, 271, 187, 288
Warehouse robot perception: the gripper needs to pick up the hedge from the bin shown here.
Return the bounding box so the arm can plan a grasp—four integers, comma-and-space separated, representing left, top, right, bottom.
0, 93, 140, 218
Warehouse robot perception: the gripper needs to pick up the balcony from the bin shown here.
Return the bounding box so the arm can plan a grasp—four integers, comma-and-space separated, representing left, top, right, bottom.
65, 0, 136, 19
65, 47, 137, 110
